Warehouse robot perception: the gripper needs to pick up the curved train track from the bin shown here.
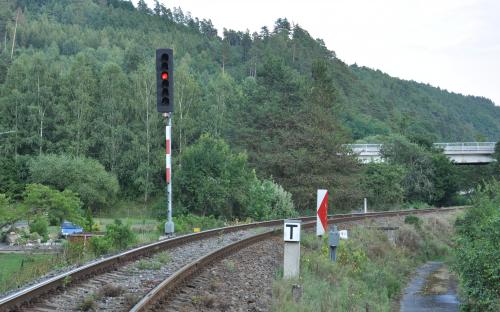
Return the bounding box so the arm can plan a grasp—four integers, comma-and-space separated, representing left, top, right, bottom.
0, 207, 466, 312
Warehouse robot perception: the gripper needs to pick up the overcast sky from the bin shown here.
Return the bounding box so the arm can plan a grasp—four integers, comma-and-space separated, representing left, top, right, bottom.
140, 0, 500, 105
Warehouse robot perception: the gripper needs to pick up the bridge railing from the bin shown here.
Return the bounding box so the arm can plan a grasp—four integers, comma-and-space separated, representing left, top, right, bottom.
343, 144, 383, 154
433, 142, 496, 153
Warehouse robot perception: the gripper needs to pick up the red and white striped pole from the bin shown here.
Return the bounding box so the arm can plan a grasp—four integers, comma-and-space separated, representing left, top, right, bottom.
165, 118, 171, 184
164, 113, 174, 234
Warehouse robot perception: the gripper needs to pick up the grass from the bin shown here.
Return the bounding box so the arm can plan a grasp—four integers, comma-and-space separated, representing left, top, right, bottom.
94, 217, 160, 245
0, 253, 58, 293
135, 259, 162, 270
78, 294, 98, 311
271, 213, 458, 311
154, 251, 171, 264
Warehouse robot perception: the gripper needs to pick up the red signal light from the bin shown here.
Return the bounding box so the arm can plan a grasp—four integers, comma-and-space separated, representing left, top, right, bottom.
161, 72, 168, 80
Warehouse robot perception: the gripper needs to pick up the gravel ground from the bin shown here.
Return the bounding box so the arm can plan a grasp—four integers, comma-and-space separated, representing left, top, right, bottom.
162, 236, 283, 312
20, 229, 263, 312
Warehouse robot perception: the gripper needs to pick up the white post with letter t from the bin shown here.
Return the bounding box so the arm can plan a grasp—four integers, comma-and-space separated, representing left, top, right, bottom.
283, 219, 301, 278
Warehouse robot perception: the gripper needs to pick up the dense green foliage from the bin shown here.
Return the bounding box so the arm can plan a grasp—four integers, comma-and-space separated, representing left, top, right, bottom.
453, 180, 500, 311
247, 179, 297, 220
103, 219, 136, 249
29, 154, 119, 210
0, 0, 498, 215
0, 193, 23, 229
89, 219, 136, 255
23, 183, 83, 225
361, 162, 405, 208
175, 134, 256, 218
175, 134, 297, 219
28, 217, 48, 240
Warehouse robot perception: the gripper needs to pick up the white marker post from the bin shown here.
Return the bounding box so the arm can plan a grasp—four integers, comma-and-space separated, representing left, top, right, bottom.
317, 189, 328, 237
283, 219, 301, 278
364, 197, 368, 213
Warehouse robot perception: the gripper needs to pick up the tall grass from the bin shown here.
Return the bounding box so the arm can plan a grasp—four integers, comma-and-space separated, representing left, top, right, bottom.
272, 213, 457, 311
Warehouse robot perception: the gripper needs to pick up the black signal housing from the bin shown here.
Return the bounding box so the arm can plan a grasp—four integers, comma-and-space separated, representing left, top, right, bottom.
156, 48, 173, 113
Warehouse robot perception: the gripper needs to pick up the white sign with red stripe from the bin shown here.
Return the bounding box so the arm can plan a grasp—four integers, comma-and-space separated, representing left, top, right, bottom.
316, 189, 328, 236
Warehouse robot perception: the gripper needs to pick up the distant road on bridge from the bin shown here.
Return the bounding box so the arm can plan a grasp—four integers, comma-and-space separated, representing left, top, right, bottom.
344, 142, 497, 164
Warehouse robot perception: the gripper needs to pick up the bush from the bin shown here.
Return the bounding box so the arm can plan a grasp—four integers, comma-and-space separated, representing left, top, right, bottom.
29, 217, 49, 241
175, 134, 255, 218
23, 184, 83, 226
404, 215, 422, 229
361, 163, 405, 209
453, 180, 500, 311
105, 219, 135, 250
62, 241, 86, 264
89, 236, 112, 256
29, 154, 119, 210
248, 179, 298, 221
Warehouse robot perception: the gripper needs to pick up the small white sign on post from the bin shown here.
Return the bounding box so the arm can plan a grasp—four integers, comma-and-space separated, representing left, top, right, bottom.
283, 220, 301, 278
339, 230, 349, 240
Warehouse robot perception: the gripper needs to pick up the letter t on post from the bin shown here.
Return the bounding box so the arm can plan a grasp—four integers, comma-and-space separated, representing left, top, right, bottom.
283, 219, 301, 278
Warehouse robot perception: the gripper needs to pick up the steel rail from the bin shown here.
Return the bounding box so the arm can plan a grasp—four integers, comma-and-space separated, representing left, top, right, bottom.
130, 206, 467, 312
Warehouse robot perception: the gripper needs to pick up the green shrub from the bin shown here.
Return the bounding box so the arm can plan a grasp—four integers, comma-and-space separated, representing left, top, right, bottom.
89, 236, 112, 256
105, 219, 135, 250
62, 241, 86, 264
175, 134, 255, 218
29, 154, 119, 211
248, 179, 298, 221
453, 180, 500, 311
404, 215, 422, 228
29, 217, 49, 240
23, 184, 83, 226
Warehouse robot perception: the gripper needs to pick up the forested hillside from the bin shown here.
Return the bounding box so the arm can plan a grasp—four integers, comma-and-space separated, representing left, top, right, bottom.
0, 0, 499, 214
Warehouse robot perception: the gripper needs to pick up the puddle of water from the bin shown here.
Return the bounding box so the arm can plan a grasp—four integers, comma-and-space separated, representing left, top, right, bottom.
400, 261, 459, 312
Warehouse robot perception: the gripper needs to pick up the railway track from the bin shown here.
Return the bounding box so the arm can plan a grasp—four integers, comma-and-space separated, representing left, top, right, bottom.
130, 207, 465, 312
0, 207, 465, 312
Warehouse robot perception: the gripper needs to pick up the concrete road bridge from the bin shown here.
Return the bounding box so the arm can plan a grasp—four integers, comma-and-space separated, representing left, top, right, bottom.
344, 142, 497, 164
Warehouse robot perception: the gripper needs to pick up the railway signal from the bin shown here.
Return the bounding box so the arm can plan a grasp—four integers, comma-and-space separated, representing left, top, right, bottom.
157, 48, 174, 235
156, 48, 173, 113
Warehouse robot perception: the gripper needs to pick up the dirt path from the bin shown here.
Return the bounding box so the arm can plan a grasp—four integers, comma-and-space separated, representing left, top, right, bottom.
400, 261, 459, 312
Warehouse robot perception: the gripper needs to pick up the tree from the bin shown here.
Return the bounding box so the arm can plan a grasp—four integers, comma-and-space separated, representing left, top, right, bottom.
175, 134, 255, 218
0, 193, 27, 230
430, 153, 459, 206
361, 163, 405, 209
29, 154, 119, 210
23, 183, 83, 225
381, 135, 436, 203
136, 0, 152, 14
454, 180, 500, 311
